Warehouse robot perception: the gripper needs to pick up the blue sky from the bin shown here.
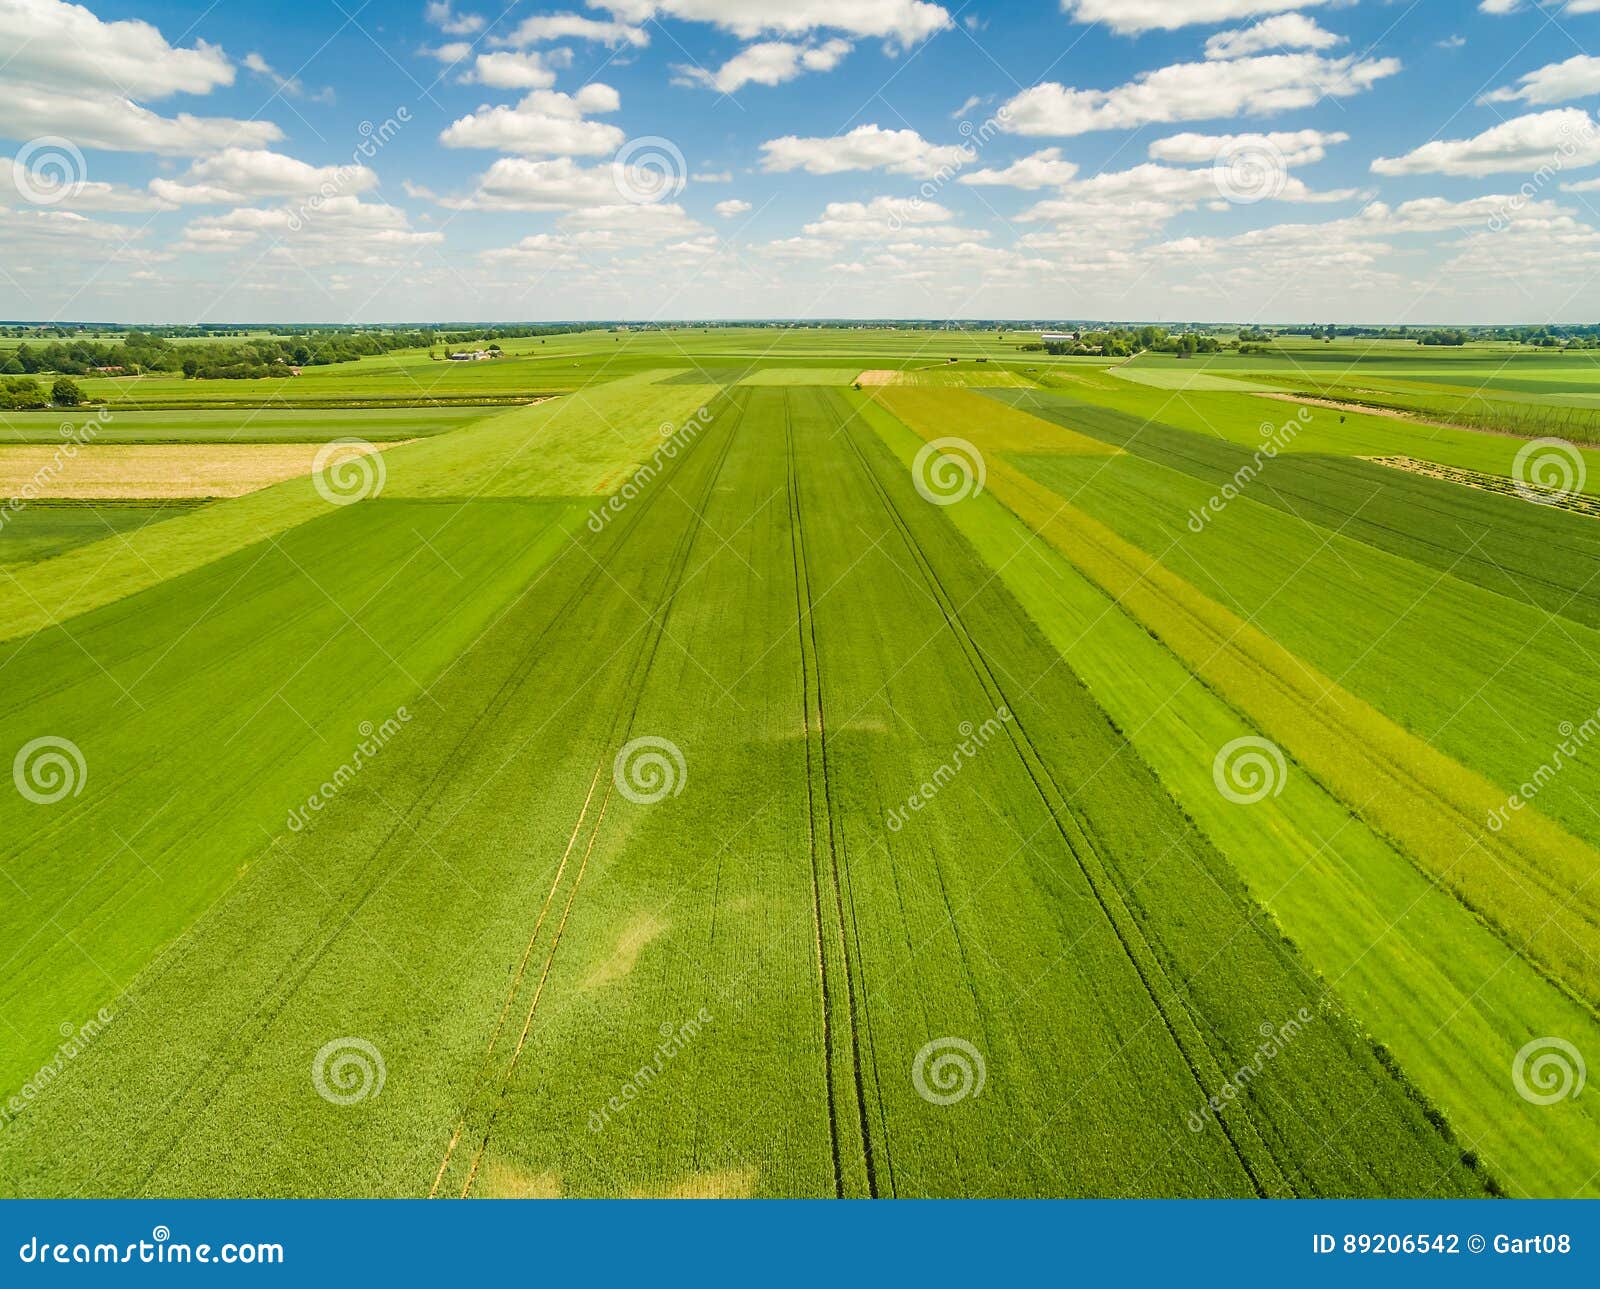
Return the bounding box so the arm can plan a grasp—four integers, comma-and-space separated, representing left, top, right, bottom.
3, 0, 1600, 323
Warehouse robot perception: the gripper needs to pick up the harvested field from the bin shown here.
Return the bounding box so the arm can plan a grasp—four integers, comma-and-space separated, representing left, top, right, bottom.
0, 440, 404, 499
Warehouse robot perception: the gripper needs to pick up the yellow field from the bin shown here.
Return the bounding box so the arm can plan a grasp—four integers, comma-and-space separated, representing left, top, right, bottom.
0, 441, 402, 499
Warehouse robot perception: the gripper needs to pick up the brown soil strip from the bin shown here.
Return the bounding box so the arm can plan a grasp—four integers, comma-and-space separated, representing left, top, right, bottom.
1365, 455, 1600, 519
1255, 391, 1528, 439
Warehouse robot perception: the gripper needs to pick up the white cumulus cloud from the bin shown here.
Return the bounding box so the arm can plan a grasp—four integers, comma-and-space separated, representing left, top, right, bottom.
760, 123, 969, 176
1001, 53, 1400, 137
1204, 14, 1343, 59
1483, 55, 1600, 106
439, 85, 625, 156
1372, 109, 1600, 177
596, 0, 950, 46
1063, 0, 1330, 35
960, 147, 1079, 188
675, 39, 851, 92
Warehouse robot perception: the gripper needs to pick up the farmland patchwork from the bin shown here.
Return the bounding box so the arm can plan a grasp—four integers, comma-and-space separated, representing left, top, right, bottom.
1, 327, 1595, 1199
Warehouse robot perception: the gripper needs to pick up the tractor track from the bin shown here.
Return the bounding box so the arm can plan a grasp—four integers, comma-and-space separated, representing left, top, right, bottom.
112, 393, 739, 1195
438, 393, 745, 1197
785, 393, 881, 1199
838, 401, 1286, 1197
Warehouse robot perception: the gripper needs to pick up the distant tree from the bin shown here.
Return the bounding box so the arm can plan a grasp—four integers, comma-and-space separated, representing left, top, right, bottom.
51, 376, 84, 406
0, 377, 47, 409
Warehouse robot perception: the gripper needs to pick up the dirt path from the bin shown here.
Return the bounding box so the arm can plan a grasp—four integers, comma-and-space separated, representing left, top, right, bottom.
1254, 391, 1527, 439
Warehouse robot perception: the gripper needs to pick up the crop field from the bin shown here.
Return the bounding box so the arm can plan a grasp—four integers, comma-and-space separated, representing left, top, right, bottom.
0, 406, 503, 444
0, 440, 409, 500
0, 502, 200, 565
1122, 344, 1600, 442
1, 328, 1597, 1200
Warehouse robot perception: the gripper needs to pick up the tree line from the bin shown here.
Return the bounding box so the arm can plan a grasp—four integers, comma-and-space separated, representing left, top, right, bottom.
0, 324, 602, 382
1020, 326, 1225, 358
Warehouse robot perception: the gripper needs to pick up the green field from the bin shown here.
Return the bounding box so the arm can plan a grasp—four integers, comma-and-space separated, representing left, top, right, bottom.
0, 406, 505, 443
2, 327, 1596, 1199
0, 502, 202, 564
1117, 343, 1600, 442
